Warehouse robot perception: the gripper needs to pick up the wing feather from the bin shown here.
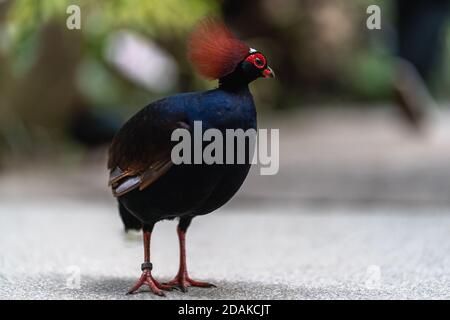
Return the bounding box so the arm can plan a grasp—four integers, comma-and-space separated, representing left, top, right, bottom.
107, 99, 188, 197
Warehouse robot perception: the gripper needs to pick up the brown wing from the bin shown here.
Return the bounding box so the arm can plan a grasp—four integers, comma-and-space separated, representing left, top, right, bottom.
107, 100, 189, 197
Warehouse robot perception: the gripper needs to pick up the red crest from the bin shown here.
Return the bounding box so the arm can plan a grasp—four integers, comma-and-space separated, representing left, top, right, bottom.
187, 18, 250, 80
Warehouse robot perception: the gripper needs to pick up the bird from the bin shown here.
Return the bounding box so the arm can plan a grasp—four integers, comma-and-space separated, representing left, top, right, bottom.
107, 17, 274, 296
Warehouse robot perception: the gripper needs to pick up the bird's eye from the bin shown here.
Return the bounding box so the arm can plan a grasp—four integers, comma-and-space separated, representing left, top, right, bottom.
245, 53, 266, 69
255, 58, 264, 67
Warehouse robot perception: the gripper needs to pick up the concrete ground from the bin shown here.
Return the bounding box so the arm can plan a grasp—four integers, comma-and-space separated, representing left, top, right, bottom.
2, 201, 450, 299
1, 107, 450, 299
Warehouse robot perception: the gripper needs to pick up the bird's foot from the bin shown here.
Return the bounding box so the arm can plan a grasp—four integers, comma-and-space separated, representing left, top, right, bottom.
165, 272, 216, 292
127, 263, 172, 296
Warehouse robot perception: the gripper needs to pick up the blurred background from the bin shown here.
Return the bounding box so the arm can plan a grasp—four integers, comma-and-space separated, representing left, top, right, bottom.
2, 0, 450, 299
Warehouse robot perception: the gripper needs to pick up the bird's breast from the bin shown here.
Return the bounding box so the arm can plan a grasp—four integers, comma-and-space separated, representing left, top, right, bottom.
192, 89, 257, 131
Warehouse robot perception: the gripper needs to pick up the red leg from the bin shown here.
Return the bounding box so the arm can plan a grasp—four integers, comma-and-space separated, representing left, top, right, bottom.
165, 224, 216, 292
127, 229, 172, 296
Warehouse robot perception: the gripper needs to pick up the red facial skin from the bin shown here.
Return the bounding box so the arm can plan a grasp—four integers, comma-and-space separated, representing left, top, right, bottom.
245, 53, 273, 78
245, 53, 267, 69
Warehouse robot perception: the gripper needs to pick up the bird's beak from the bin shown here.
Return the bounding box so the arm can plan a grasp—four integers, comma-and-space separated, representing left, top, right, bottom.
262, 66, 275, 78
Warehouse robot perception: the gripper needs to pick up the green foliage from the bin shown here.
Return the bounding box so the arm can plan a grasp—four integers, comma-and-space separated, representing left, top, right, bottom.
345, 49, 393, 101
4, 0, 219, 108
434, 20, 450, 99
6, 0, 218, 47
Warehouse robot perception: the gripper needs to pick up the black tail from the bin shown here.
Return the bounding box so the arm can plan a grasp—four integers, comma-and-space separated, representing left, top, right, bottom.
118, 201, 142, 232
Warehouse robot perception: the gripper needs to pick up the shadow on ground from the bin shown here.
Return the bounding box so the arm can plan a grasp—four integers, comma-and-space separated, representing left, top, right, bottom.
76, 276, 305, 300
3, 274, 391, 300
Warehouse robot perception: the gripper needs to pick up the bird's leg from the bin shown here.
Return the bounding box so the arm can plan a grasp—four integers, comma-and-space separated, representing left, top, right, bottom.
127, 225, 172, 296
165, 217, 216, 292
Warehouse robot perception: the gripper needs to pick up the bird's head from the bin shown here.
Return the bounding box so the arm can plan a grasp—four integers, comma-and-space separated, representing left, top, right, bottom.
188, 18, 274, 88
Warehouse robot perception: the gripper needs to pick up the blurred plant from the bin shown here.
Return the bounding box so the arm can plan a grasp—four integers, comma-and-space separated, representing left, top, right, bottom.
222, 0, 394, 106
0, 0, 218, 162
1, 0, 449, 163
7, 0, 216, 38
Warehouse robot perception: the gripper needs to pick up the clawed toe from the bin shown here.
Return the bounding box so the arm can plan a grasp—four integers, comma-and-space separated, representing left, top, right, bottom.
127, 270, 171, 296
165, 274, 215, 292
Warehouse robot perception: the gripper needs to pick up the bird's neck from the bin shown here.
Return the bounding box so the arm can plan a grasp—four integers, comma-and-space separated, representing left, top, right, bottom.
218, 72, 251, 92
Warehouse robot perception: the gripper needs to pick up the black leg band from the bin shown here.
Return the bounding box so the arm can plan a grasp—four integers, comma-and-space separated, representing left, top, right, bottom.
141, 262, 153, 271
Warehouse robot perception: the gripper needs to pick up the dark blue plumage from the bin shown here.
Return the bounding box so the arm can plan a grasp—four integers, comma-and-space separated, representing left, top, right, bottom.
107, 18, 274, 295
116, 86, 256, 226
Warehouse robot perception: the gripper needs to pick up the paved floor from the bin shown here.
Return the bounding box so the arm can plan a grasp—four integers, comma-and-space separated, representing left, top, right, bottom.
1, 200, 450, 300
1, 108, 450, 299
